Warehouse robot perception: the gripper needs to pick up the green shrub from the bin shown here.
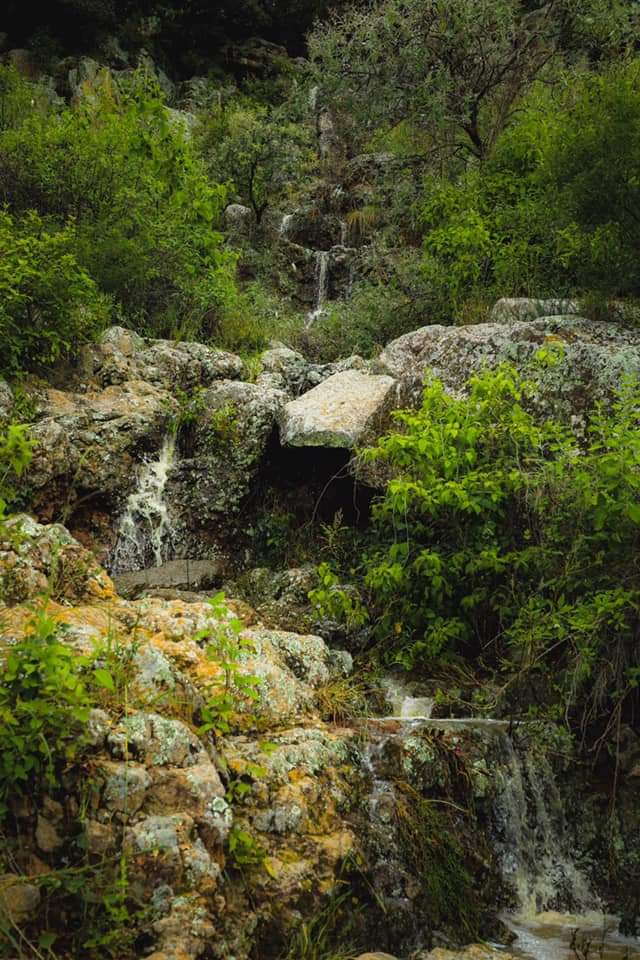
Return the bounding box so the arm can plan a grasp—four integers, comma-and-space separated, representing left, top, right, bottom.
0, 210, 109, 373
0, 608, 92, 818
0, 68, 238, 342
333, 364, 640, 745
0, 421, 33, 515
419, 61, 640, 315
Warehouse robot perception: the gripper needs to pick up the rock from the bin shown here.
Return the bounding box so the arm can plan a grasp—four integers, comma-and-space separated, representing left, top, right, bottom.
0, 876, 40, 923
84, 325, 245, 388
99, 761, 152, 815
0, 378, 13, 419
108, 713, 208, 768
113, 559, 225, 598
225, 203, 255, 239
36, 815, 64, 853
490, 297, 581, 324
279, 370, 398, 448
85, 820, 118, 855
0, 515, 115, 608
376, 316, 640, 423
355, 954, 399, 960
168, 379, 286, 539
419, 948, 518, 960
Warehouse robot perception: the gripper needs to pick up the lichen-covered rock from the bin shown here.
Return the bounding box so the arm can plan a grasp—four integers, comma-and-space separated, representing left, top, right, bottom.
0, 514, 115, 607
107, 713, 208, 768
490, 297, 580, 324
279, 370, 398, 448
376, 316, 640, 423
224, 565, 318, 633
168, 379, 287, 543
27, 379, 175, 533
0, 876, 40, 924
82, 326, 244, 389
0, 378, 13, 419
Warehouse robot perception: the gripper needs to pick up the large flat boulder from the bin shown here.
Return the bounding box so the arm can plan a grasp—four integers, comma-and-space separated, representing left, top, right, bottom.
278, 369, 398, 448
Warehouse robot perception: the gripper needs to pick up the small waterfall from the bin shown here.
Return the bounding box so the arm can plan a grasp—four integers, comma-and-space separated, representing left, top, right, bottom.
280, 213, 295, 238
492, 733, 596, 918
340, 219, 348, 246
306, 250, 330, 326
110, 434, 177, 574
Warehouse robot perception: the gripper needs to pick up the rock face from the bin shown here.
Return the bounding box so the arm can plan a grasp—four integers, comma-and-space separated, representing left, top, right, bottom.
490, 297, 580, 323
0, 518, 511, 959
376, 316, 640, 421
279, 370, 398, 448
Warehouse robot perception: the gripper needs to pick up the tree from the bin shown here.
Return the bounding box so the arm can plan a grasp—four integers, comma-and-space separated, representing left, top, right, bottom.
201, 102, 314, 225
308, 0, 638, 163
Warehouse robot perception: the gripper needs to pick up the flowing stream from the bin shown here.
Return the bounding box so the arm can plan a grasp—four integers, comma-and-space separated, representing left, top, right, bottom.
373, 674, 640, 960
110, 434, 177, 573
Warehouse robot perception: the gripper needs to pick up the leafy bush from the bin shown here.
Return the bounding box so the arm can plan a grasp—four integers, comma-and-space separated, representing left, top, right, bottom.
0, 608, 92, 818
0, 421, 33, 515
332, 364, 640, 745
0, 67, 238, 343
0, 210, 109, 373
419, 61, 640, 316
199, 98, 314, 225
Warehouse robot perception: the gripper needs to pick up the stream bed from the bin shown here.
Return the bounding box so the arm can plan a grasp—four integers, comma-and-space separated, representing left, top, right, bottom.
505, 912, 640, 959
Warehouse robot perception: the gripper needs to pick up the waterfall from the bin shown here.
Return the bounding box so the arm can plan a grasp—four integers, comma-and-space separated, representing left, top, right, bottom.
491, 733, 596, 918
280, 213, 295, 238
306, 251, 330, 326
110, 434, 177, 574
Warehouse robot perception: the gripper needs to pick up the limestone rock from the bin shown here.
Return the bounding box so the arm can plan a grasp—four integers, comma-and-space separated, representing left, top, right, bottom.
168, 379, 286, 536
84, 325, 244, 389
36, 814, 64, 853
107, 713, 208, 768
490, 297, 580, 324
279, 370, 398, 448
225, 203, 255, 238
0, 514, 115, 608
355, 954, 399, 960
376, 316, 640, 423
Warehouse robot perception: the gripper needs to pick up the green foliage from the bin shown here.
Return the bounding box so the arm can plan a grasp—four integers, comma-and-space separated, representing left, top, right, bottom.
340, 364, 640, 744
199, 99, 314, 224
196, 593, 261, 736
209, 401, 241, 450
395, 785, 483, 937
308, 0, 636, 161
281, 883, 360, 960
0, 210, 109, 373
309, 563, 368, 632
0, 66, 238, 345
0, 607, 92, 818
419, 60, 640, 314
0, 422, 33, 516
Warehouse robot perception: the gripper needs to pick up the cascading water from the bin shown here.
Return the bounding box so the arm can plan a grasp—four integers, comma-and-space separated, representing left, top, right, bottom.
492, 733, 594, 917
364, 674, 640, 959
279, 213, 295, 238
110, 434, 177, 574
306, 250, 330, 326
